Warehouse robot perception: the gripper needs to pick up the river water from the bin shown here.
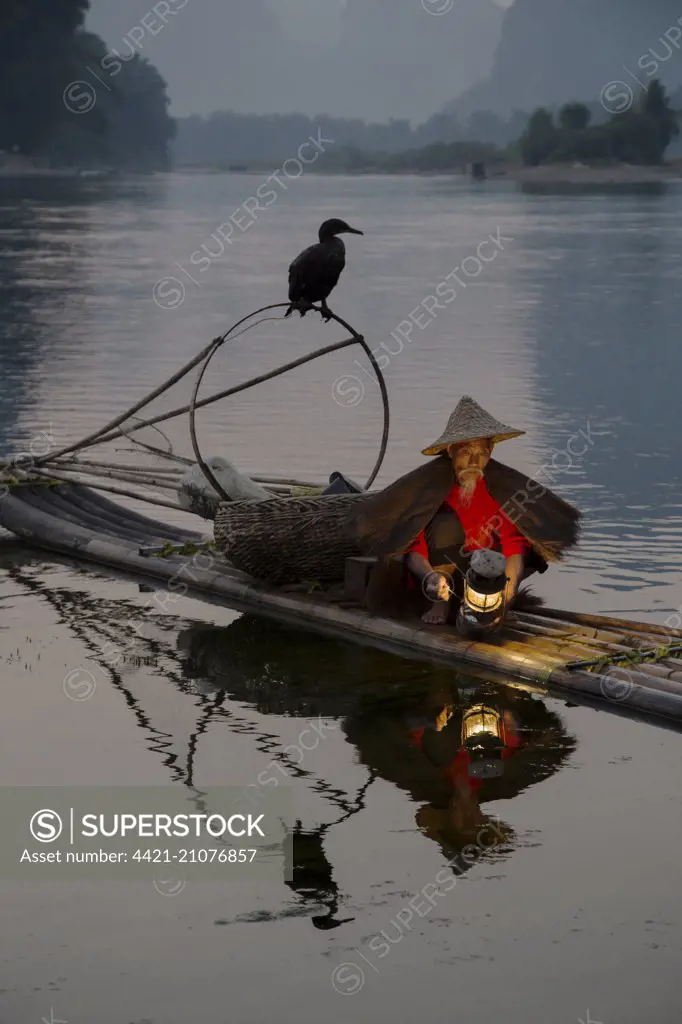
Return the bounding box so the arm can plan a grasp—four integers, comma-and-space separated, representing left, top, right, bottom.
0, 173, 681, 1023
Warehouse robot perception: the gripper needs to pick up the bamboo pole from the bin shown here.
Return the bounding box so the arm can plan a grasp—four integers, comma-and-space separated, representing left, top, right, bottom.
59, 336, 359, 455
503, 627, 617, 665
517, 614, 682, 675
510, 619, 618, 649
514, 616, 675, 663
592, 664, 682, 696
540, 607, 682, 642
28, 304, 299, 467
657, 662, 682, 680
51, 462, 309, 500
513, 628, 682, 686
112, 444, 193, 466
55, 460, 323, 498
513, 615, 682, 681
564, 643, 682, 670
250, 475, 327, 489
517, 611, 633, 645
30, 469, 189, 513
547, 665, 682, 719
48, 464, 181, 492
62, 461, 324, 490
58, 459, 187, 476
497, 631, 590, 666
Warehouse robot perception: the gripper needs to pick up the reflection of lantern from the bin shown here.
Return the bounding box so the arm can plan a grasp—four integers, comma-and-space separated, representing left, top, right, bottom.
462, 704, 504, 746
456, 549, 508, 638
461, 703, 506, 779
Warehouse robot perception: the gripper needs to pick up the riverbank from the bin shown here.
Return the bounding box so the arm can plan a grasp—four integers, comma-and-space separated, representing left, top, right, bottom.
0, 167, 120, 179
172, 161, 682, 184
504, 161, 682, 184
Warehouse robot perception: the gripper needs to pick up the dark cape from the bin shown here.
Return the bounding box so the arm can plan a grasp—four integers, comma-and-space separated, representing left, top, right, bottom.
343, 454, 581, 566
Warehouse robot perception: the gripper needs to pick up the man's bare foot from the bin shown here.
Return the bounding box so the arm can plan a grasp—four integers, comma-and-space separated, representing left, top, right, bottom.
422, 601, 449, 625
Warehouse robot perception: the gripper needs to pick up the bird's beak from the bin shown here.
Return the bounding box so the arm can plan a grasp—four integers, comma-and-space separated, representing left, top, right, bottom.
346, 227, 364, 235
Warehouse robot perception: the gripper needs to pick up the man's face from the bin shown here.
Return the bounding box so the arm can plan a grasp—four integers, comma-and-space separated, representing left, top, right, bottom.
448, 439, 492, 504
449, 439, 492, 481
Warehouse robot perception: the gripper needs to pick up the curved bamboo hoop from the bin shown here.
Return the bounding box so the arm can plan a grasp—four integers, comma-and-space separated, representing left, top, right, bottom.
187, 302, 389, 504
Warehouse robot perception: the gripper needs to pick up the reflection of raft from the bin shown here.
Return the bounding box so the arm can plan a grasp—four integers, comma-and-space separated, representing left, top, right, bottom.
2, 480, 682, 726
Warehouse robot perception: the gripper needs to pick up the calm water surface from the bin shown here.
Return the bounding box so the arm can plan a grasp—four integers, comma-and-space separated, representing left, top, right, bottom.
0, 174, 681, 1023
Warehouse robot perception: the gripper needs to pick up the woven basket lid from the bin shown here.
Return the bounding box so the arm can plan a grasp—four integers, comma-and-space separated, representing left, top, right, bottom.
421, 396, 525, 456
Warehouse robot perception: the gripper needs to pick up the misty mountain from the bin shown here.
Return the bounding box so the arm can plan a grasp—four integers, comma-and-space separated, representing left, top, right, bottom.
85, 0, 291, 117
453, 0, 682, 117
264, 0, 345, 46
85, 0, 504, 122
328, 0, 504, 122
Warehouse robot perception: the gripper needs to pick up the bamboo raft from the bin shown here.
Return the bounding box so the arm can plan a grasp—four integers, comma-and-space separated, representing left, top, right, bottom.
3, 304, 681, 727
2, 478, 682, 727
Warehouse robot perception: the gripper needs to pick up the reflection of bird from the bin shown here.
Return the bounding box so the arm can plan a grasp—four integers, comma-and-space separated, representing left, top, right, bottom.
285, 821, 354, 930
286, 218, 363, 321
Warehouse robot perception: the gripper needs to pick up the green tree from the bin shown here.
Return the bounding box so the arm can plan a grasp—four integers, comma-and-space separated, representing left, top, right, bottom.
640, 78, 679, 162
558, 102, 592, 133
0, 0, 174, 170
520, 108, 559, 166
105, 55, 176, 171
592, 80, 680, 166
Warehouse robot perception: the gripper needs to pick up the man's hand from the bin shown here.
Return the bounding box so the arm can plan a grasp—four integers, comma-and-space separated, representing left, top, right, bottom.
424, 572, 452, 603
435, 705, 454, 731
504, 553, 525, 607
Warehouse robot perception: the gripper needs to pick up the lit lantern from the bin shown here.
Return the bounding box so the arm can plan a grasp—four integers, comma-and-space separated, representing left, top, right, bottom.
456, 549, 508, 638
461, 703, 506, 779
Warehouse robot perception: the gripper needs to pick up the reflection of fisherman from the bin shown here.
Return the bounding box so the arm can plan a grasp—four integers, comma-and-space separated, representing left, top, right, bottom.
343, 689, 516, 869
408, 704, 522, 838
409, 705, 522, 790
344, 396, 581, 624
344, 681, 575, 868
175, 619, 575, 914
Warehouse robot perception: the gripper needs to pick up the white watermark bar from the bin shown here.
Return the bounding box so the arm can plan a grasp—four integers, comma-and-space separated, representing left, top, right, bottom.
0, 787, 293, 882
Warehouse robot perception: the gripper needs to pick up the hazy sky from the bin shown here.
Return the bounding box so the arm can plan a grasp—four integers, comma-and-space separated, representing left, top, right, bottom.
93, 0, 682, 127
85, 0, 509, 121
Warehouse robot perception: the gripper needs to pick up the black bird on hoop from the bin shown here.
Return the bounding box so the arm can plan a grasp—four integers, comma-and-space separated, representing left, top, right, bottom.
285, 218, 364, 321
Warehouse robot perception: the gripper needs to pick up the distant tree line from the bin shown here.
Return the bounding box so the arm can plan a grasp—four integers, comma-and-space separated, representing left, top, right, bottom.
520, 80, 680, 167
0, 0, 175, 170
173, 83, 682, 173
314, 140, 503, 174
173, 109, 532, 168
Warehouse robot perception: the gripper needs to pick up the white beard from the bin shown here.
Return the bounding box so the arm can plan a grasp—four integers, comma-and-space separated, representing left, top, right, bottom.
457, 469, 482, 505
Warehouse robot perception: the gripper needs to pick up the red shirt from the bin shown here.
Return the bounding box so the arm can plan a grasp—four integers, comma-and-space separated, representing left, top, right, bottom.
407, 478, 530, 561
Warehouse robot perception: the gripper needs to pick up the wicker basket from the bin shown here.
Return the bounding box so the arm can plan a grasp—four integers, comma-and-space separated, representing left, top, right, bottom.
213, 493, 370, 583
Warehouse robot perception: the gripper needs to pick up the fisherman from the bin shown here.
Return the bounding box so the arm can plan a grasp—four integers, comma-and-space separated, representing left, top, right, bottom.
344, 396, 581, 625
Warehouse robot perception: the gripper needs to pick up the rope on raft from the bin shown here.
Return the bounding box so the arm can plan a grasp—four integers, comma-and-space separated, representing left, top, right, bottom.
566, 643, 682, 672
117, 416, 187, 465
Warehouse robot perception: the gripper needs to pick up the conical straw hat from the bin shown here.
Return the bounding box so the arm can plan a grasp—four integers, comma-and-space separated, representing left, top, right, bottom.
421, 396, 525, 456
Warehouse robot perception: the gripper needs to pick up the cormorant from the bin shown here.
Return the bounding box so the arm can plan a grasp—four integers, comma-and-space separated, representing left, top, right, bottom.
286, 218, 363, 321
